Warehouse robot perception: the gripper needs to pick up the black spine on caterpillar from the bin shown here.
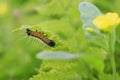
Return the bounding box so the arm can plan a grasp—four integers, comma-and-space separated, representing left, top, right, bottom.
26, 28, 55, 47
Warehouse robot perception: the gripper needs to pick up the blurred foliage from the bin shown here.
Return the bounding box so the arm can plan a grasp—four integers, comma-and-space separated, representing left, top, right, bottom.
0, 0, 120, 80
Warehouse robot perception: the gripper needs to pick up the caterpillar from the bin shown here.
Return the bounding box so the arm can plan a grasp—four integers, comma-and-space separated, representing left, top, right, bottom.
26, 28, 55, 47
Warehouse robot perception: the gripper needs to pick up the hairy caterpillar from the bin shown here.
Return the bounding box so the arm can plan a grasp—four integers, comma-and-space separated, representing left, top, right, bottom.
26, 28, 55, 47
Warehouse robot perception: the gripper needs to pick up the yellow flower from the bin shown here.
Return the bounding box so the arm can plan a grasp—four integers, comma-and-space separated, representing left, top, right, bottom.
0, 3, 9, 16
93, 13, 120, 32
86, 27, 96, 34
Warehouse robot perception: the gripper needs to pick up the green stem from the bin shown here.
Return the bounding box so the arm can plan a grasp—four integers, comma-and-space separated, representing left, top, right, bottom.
109, 29, 116, 80
110, 52, 116, 80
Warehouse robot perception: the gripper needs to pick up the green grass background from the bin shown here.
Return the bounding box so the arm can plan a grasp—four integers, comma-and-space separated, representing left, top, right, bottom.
0, 0, 120, 80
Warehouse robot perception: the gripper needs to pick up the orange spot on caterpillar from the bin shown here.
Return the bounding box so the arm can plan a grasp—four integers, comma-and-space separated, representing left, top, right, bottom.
26, 28, 55, 47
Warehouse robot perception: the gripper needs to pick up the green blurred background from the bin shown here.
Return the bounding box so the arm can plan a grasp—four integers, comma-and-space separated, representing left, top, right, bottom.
0, 0, 120, 80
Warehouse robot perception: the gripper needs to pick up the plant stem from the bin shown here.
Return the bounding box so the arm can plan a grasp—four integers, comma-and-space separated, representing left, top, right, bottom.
110, 51, 116, 80
109, 30, 116, 80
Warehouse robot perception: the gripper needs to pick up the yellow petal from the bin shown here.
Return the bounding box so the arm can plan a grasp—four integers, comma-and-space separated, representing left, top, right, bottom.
93, 12, 120, 32
86, 27, 96, 34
